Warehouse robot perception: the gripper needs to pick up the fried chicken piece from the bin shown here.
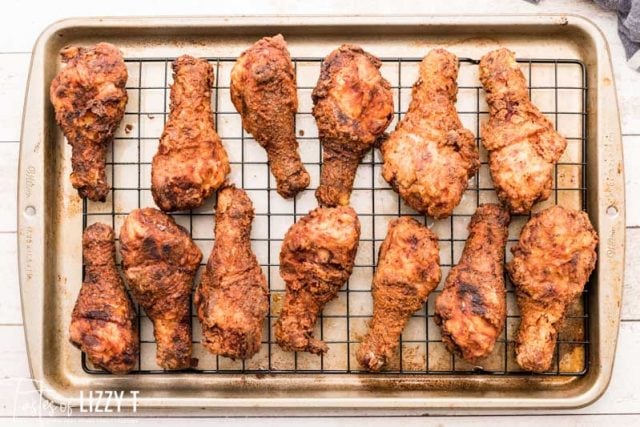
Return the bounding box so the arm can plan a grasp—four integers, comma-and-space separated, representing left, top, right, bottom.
312, 45, 394, 207
381, 49, 479, 219
357, 217, 441, 372
434, 204, 510, 364
507, 205, 597, 372
195, 186, 269, 359
231, 35, 310, 198
69, 223, 139, 374
50, 43, 128, 202
152, 55, 230, 211
479, 48, 567, 214
275, 206, 360, 354
119, 208, 202, 369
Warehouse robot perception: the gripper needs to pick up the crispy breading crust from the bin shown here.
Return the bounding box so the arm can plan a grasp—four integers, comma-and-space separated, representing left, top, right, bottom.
434, 204, 510, 364
357, 217, 441, 372
119, 208, 202, 370
479, 48, 567, 214
275, 206, 361, 354
195, 185, 269, 360
507, 205, 597, 372
70, 223, 139, 374
152, 55, 230, 211
312, 45, 394, 207
381, 49, 479, 219
50, 43, 128, 201
231, 35, 310, 198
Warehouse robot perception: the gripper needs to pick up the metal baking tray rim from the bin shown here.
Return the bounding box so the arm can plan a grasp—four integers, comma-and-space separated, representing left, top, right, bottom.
18, 14, 625, 410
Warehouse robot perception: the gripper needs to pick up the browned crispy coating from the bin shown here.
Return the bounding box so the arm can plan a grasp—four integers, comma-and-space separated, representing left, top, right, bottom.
195, 186, 269, 360
381, 49, 479, 219
312, 45, 394, 207
69, 223, 139, 374
152, 55, 230, 212
434, 204, 510, 364
275, 206, 360, 354
119, 208, 202, 369
507, 205, 597, 372
479, 48, 567, 214
49, 43, 128, 202
231, 35, 310, 198
356, 217, 441, 372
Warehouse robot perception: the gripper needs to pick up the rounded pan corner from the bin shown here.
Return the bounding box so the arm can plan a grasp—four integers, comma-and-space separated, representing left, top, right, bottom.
576, 375, 616, 409
561, 13, 611, 40
546, 367, 615, 410
25, 374, 79, 410
30, 17, 90, 55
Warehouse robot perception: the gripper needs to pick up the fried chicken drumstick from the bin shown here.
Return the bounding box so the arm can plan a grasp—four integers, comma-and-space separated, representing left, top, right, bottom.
50, 43, 128, 202
195, 186, 269, 360
479, 48, 567, 214
312, 45, 394, 207
70, 223, 139, 374
381, 49, 479, 219
120, 208, 202, 369
275, 206, 360, 354
152, 55, 230, 211
231, 35, 310, 198
507, 205, 597, 372
434, 204, 510, 363
357, 217, 441, 372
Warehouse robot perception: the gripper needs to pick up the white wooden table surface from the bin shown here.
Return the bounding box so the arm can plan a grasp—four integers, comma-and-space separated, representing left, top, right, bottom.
1, 0, 638, 425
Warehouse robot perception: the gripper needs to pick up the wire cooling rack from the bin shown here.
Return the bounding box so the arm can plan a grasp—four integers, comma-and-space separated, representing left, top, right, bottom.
82, 55, 589, 376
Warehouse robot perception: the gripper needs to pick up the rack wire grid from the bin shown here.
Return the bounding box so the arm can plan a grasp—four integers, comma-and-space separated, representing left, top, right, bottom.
82, 54, 589, 377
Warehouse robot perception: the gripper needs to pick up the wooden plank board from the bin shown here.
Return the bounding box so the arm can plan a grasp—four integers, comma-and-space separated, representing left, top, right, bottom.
0, 234, 21, 325
623, 228, 640, 321
4, 415, 639, 426
0, 54, 29, 142
0, 0, 638, 421
624, 137, 640, 227
0, 142, 18, 232
0, 326, 32, 418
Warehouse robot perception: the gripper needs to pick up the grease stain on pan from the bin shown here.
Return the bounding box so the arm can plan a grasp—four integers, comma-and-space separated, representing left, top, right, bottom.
442, 37, 502, 49
560, 345, 585, 373
57, 273, 67, 286
65, 194, 82, 217
270, 292, 284, 316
